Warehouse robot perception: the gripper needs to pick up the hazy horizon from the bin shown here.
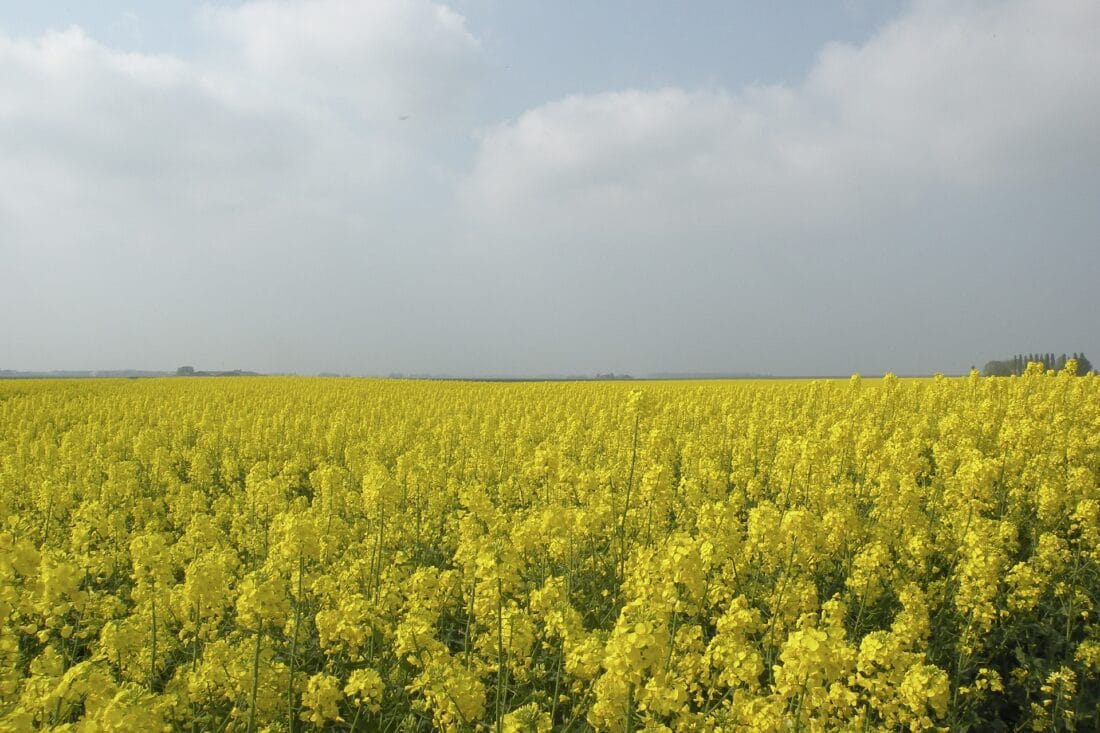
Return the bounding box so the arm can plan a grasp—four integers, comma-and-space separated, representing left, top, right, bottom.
0, 357, 1089, 380
3, 1, 1098, 377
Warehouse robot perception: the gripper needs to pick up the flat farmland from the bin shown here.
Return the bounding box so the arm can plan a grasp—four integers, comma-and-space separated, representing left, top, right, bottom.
1, 371, 1097, 731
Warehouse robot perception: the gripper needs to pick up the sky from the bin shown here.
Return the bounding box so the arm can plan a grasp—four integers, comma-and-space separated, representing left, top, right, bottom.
1, 0, 1098, 377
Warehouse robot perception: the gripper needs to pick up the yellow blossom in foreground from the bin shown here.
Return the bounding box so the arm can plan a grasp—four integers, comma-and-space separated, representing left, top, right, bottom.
301, 672, 344, 726
344, 668, 384, 712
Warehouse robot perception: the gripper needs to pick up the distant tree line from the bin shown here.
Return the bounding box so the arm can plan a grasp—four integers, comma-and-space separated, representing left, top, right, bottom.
983, 352, 1092, 376
176, 365, 260, 377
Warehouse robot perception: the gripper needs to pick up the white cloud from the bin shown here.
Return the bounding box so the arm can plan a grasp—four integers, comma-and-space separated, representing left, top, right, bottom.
0, 2, 485, 372
806, 0, 1100, 183
460, 0, 1100, 243
201, 0, 482, 121
0, 0, 487, 249
0, 24, 330, 269
1, 0, 486, 234
446, 0, 1100, 375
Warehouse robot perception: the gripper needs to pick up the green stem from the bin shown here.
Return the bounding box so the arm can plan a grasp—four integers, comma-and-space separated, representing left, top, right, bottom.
624, 683, 635, 733
288, 551, 304, 732
563, 680, 597, 730
618, 414, 640, 584
463, 577, 476, 668
495, 576, 506, 733
248, 621, 264, 733
372, 504, 386, 602
549, 637, 564, 725
150, 592, 158, 688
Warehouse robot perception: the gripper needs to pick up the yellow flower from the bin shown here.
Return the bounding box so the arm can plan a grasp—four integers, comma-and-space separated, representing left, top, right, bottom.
502, 702, 552, 733
344, 668, 385, 712
234, 572, 289, 630
301, 672, 344, 725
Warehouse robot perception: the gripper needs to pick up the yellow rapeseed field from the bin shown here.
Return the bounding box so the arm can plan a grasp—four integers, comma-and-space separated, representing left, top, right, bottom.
1, 365, 1098, 731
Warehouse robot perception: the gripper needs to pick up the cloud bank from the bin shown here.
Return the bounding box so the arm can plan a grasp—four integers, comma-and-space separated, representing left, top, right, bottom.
462, 0, 1100, 234
2, 0, 1098, 375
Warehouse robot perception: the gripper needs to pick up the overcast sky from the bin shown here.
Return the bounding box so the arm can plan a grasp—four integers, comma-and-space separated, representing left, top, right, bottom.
2, 1, 1097, 376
